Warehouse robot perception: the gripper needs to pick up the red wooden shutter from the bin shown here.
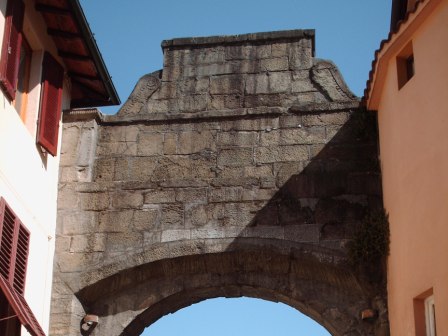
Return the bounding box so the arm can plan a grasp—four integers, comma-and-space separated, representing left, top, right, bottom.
0, 199, 44, 336
37, 52, 64, 157
0, 198, 15, 285
0, 0, 25, 101
0, 198, 29, 295
13, 224, 29, 294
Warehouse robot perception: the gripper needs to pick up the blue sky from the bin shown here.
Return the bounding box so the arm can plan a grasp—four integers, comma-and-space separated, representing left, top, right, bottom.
147, 297, 330, 336
80, 0, 391, 115
78, 1, 391, 334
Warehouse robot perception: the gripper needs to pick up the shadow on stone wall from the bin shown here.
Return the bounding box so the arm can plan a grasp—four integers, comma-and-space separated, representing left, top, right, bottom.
70, 109, 387, 336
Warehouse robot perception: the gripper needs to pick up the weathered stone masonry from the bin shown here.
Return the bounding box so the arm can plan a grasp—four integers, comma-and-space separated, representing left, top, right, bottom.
51, 30, 387, 336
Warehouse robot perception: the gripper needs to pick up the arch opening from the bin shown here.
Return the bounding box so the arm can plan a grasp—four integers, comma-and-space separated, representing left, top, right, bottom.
142, 297, 331, 336
75, 243, 383, 336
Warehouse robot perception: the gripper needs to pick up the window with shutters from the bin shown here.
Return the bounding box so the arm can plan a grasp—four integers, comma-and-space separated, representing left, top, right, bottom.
37, 51, 64, 157
1, 0, 65, 157
0, 0, 25, 102
0, 197, 46, 336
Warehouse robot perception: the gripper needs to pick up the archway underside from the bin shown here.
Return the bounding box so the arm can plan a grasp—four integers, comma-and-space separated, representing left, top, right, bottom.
76, 240, 385, 336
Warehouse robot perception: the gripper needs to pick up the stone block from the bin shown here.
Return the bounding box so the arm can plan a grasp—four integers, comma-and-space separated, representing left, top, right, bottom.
259, 129, 281, 146
255, 145, 309, 163
106, 232, 143, 252
243, 94, 283, 108
80, 192, 110, 211
225, 45, 254, 60
217, 131, 258, 147
97, 142, 137, 156
210, 75, 244, 95
269, 72, 291, 93
274, 162, 307, 186
57, 252, 103, 273
191, 228, 224, 239
302, 112, 351, 126
242, 187, 276, 201
279, 115, 302, 128
209, 95, 243, 110
111, 191, 143, 209
98, 210, 133, 232
151, 155, 215, 181
99, 125, 139, 143
175, 188, 207, 203
192, 48, 226, 64
178, 130, 216, 154
260, 57, 289, 71
220, 202, 257, 226
153, 82, 177, 99
217, 148, 253, 167
163, 133, 177, 154
244, 165, 274, 178
284, 224, 320, 243
69, 234, 106, 253
260, 177, 276, 189
161, 65, 182, 81
161, 204, 184, 227
280, 128, 327, 145
143, 231, 162, 246
59, 167, 78, 183
77, 127, 96, 166
256, 44, 272, 59
137, 133, 164, 156
292, 70, 315, 92
243, 226, 284, 239
94, 158, 115, 181
144, 190, 176, 204
245, 73, 269, 94
176, 95, 209, 113
178, 78, 210, 94
57, 186, 79, 210
210, 176, 259, 187
185, 204, 208, 227
288, 40, 313, 70
147, 99, 170, 113
133, 208, 161, 231
55, 236, 71, 252
161, 229, 191, 242
127, 157, 159, 181
60, 212, 96, 235
221, 117, 279, 131
209, 187, 243, 203
271, 43, 288, 57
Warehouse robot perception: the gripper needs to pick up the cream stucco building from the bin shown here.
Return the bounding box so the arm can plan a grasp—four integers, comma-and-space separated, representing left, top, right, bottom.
0, 0, 118, 335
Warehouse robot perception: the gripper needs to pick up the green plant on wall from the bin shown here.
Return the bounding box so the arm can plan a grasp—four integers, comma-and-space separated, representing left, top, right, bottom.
348, 209, 390, 267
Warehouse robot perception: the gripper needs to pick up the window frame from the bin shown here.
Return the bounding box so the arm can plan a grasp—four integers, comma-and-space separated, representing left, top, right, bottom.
37, 51, 64, 157
0, 0, 25, 101
425, 295, 436, 336
0, 197, 46, 336
14, 35, 32, 120
396, 41, 415, 90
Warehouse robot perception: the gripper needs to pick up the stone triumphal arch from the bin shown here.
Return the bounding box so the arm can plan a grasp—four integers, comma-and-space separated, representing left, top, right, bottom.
50, 30, 388, 335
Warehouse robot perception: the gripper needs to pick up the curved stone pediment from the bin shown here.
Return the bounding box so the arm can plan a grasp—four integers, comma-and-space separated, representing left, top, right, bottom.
116, 30, 357, 122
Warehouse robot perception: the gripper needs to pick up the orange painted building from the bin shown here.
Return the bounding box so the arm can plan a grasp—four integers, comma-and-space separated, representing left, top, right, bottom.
365, 0, 448, 335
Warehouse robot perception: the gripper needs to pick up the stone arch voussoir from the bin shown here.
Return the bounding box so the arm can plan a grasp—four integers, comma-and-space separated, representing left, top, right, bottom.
75, 238, 378, 336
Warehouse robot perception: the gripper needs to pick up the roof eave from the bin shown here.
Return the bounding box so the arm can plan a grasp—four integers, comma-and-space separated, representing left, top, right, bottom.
69, 0, 120, 107
364, 0, 441, 110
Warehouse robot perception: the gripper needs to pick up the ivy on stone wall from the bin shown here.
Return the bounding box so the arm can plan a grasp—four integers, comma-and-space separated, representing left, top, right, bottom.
348, 209, 390, 267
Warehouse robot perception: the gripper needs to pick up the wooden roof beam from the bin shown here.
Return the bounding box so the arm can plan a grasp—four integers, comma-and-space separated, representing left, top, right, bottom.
48, 28, 82, 39
58, 51, 92, 61
68, 71, 100, 81
35, 4, 71, 15
72, 77, 107, 99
